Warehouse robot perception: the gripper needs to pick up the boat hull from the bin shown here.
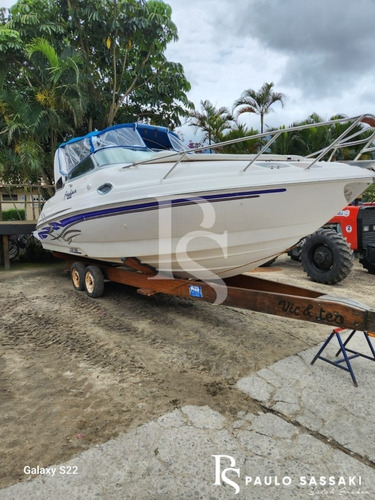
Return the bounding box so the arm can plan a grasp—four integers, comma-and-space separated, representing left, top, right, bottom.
35, 174, 373, 279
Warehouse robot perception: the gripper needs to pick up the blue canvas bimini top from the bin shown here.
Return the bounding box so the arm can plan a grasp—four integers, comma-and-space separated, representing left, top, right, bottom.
55, 123, 186, 177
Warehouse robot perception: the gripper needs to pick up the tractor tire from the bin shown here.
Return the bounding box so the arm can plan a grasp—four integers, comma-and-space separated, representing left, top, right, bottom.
360, 245, 375, 274
301, 229, 354, 284
361, 258, 375, 274
288, 238, 306, 262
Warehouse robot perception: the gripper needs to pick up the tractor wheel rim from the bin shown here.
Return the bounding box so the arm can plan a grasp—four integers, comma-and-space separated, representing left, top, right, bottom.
313, 245, 333, 270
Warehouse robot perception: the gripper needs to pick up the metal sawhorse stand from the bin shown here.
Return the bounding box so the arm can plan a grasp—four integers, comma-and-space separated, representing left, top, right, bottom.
311, 328, 375, 386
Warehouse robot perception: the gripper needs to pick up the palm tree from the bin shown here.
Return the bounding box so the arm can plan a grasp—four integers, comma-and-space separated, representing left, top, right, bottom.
189, 100, 233, 146
26, 38, 85, 153
0, 89, 49, 184
0, 38, 85, 189
270, 113, 326, 157
234, 82, 285, 133
218, 122, 260, 154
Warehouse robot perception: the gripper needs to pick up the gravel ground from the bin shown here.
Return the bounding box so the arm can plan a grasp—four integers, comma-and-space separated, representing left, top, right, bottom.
1, 255, 374, 489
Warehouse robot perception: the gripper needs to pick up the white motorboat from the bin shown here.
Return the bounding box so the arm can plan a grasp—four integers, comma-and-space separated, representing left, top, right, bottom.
35, 116, 375, 279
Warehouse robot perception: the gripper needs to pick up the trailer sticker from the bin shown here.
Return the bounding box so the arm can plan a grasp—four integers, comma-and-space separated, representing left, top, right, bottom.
346, 225, 352, 233
189, 285, 203, 298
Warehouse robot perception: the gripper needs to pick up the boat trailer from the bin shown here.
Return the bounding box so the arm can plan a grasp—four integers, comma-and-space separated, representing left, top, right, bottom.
55, 252, 375, 333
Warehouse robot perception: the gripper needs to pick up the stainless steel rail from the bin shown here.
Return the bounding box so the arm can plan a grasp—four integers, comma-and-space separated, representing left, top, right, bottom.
127, 114, 375, 180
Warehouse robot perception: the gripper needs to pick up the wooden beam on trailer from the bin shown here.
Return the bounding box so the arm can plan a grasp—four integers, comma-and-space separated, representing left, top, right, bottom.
53, 252, 375, 332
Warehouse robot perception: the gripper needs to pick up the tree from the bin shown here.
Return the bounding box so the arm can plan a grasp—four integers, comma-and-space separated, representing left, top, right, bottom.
0, 0, 192, 185
234, 82, 285, 133
270, 113, 374, 159
0, 36, 85, 186
26, 38, 85, 151
4, 0, 192, 131
218, 121, 259, 154
189, 100, 233, 146
59, 0, 192, 130
270, 113, 328, 157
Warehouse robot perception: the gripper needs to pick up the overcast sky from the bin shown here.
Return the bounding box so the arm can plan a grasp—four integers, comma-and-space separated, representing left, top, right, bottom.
165, 0, 375, 138
2, 0, 375, 139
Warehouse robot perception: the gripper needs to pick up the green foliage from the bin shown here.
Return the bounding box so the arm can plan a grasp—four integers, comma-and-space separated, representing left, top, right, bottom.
0, 27, 23, 51
362, 184, 375, 202
218, 123, 260, 154
188, 100, 375, 170
270, 114, 374, 160
189, 100, 233, 145
1, 208, 25, 220
0, 0, 192, 184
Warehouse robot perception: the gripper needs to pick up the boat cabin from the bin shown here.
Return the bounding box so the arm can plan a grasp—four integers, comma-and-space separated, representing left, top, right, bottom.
54, 123, 186, 188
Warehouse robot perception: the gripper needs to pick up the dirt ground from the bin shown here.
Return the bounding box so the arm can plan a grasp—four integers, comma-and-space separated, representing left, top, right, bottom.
1, 255, 374, 489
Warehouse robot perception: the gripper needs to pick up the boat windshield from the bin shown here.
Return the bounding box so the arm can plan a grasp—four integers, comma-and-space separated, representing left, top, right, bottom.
94, 148, 155, 167
55, 123, 186, 179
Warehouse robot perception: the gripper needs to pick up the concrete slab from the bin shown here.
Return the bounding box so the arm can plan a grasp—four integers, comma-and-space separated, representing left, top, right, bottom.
2, 331, 375, 499
2, 404, 375, 499
237, 331, 375, 462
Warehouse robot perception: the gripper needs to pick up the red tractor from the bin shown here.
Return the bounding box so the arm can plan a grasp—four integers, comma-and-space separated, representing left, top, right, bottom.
289, 202, 375, 284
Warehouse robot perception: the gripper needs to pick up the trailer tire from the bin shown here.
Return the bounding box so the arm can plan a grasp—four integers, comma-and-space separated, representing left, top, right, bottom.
84, 265, 104, 298
71, 262, 86, 291
301, 229, 353, 284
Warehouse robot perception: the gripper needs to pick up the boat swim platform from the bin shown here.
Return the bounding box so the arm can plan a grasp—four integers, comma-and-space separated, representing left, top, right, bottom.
0, 221, 37, 270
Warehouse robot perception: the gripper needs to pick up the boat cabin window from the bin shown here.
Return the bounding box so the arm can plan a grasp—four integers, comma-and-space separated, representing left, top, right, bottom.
55, 177, 64, 190
94, 147, 154, 167
68, 156, 95, 179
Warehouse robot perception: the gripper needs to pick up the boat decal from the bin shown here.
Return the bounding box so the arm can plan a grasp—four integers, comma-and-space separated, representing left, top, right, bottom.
50, 228, 82, 243
37, 188, 286, 240
64, 188, 78, 200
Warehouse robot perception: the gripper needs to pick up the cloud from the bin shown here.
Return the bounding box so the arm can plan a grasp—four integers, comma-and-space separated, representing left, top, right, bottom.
167, 0, 375, 135
225, 0, 375, 98
166, 0, 288, 112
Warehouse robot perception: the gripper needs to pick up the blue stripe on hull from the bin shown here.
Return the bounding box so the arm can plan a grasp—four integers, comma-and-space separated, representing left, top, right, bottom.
37, 187, 286, 239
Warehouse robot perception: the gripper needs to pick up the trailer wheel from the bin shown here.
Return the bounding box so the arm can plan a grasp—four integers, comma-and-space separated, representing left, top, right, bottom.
301, 229, 353, 284
70, 262, 86, 291
84, 265, 104, 298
